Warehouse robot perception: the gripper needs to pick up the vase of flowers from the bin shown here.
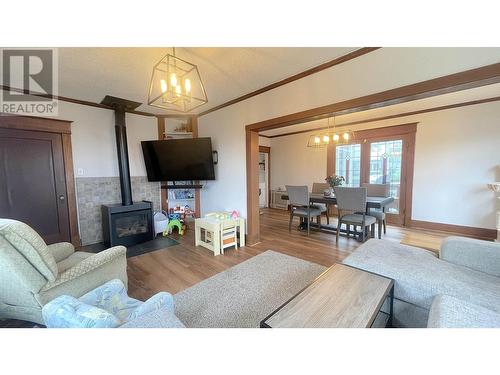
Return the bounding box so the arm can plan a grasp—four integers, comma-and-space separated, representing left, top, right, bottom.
325, 175, 345, 195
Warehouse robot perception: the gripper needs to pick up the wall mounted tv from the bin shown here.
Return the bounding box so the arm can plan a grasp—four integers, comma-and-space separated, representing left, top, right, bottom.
141, 138, 215, 182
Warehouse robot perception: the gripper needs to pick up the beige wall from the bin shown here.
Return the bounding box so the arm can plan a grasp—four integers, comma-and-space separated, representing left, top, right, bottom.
268, 101, 500, 229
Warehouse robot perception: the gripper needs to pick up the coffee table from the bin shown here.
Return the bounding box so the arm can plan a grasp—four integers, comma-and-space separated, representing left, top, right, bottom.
260, 263, 394, 328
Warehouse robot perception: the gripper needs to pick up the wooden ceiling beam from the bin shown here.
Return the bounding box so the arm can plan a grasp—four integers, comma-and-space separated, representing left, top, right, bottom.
247, 62, 500, 132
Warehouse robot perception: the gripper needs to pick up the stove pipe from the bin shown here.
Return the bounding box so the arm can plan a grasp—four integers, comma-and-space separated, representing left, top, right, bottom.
101, 96, 142, 206
114, 106, 133, 206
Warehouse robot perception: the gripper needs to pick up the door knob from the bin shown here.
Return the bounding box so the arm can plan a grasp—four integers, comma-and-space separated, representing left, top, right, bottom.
59, 195, 65, 201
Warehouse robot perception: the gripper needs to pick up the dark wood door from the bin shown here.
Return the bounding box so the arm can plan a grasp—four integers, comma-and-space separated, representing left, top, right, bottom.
0, 128, 71, 243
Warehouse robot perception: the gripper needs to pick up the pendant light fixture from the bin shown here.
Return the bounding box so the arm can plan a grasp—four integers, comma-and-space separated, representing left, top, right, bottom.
306, 115, 354, 148
148, 48, 208, 112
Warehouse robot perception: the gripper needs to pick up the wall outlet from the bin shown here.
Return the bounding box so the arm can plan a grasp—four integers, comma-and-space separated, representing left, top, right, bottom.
77, 168, 84, 176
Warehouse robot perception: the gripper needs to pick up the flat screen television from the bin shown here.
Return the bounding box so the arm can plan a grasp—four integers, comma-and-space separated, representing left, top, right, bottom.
141, 138, 215, 181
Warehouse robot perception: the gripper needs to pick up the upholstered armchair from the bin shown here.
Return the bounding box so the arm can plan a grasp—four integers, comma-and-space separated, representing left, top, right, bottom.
0, 219, 128, 324
42, 279, 185, 328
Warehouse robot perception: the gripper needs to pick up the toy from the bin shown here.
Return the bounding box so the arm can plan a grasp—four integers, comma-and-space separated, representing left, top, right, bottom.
164, 213, 184, 236
231, 210, 239, 220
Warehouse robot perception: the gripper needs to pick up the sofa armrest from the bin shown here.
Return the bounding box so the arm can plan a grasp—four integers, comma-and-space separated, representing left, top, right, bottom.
128, 292, 174, 321
47, 242, 75, 262
440, 236, 500, 277
40, 246, 127, 298
42, 294, 121, 328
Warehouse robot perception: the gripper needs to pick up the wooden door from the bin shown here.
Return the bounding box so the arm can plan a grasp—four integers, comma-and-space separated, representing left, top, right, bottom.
0, 127, 71, 243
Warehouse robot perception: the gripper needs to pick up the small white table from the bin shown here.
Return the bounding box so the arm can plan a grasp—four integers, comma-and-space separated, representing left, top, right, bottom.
195, 216, 245, 256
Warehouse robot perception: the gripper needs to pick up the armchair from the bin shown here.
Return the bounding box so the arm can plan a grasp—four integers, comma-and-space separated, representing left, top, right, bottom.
0, 218, 127, 324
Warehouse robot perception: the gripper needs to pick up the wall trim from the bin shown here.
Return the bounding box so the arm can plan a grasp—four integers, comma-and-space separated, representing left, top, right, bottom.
0, 85, 190, 119
198, 47, 380, 117
409, 220, 497, 241
264, 95, 500, 139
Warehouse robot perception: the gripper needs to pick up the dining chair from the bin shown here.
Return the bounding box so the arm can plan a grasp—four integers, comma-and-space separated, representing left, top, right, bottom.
285, 185, 323, 236
311, 182, 331, 225
362, 183, 390, 239
333, 186, 376, 243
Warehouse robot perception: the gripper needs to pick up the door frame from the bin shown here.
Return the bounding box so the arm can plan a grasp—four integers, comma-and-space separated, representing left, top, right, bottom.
327, 123, 417, 226
245, 63, 500, 244
0, 115, 80, 246
259, 145, 271, 207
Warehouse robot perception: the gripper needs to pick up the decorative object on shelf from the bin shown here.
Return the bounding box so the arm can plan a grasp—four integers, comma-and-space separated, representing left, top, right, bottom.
148, 47, 208, 113
487, 182, 500, 242
307, 116, 354, 148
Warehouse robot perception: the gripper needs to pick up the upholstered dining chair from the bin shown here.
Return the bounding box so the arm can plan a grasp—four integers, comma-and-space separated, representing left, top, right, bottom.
285, 185, 322, 236
311, 182, 331, 225
0, 218, 128, 324
333, 186, 376, 243
362, 183, 390, 239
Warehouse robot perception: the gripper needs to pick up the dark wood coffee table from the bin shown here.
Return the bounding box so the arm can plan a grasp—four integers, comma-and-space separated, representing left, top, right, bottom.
260, 263, 394, 328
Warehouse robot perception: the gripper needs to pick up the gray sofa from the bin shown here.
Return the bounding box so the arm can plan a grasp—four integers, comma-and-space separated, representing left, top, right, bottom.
342, 236, 500, 328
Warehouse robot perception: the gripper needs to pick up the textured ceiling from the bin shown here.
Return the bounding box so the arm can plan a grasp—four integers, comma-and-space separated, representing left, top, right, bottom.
58, 47, 357, 114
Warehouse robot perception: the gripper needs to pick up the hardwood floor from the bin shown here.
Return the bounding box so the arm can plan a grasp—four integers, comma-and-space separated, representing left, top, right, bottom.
1, 208, 456, 327
126, 208, 448, 301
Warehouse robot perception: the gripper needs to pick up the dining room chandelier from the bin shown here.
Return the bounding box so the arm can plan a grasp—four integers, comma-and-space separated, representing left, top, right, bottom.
148, 47, 208, 113
307, 116, 354, 148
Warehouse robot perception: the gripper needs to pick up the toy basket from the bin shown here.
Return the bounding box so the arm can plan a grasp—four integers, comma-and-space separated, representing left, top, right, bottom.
153, 211, 169, 235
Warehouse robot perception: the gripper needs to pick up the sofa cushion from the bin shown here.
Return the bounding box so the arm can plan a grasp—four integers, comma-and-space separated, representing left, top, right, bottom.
342, 239, 500, 312
0, 219, 57, 281
428, 295, 500, 328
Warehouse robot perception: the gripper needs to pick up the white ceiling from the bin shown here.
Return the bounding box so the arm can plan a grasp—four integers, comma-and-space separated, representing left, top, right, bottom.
259, 83, 500, 137
58, 47, 356, 114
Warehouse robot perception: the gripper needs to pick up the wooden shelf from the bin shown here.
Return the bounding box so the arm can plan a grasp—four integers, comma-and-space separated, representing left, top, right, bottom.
165, 131, 193, 136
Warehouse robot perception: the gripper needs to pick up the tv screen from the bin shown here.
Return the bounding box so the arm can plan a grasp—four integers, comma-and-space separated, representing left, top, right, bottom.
141, 138, 215, 182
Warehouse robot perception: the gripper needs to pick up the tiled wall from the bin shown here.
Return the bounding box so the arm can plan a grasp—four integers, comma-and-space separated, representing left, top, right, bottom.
76, 176, 161, 245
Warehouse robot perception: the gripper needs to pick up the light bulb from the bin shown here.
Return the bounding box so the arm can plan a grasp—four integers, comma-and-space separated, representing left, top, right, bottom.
314, 136, 320, 144
184, 78, 191, 95
343, 132, 350, 141
175, 84, 182, 96
160, 79, 167, 93
170, 73, 177, 87
322, 135, 330, 144
333, 134, 340, 142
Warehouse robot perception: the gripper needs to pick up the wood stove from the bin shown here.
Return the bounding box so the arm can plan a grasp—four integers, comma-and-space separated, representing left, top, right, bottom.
100, 96, 154, 247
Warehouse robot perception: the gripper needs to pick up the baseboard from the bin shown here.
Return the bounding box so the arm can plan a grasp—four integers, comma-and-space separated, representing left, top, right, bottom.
409, 219, 496, 241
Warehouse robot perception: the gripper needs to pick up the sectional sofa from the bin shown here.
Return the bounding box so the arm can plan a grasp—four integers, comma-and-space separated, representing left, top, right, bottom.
342, 236, 500, 328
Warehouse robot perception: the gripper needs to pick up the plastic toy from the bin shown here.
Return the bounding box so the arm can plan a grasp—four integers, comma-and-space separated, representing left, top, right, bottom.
231, 210, 239, 220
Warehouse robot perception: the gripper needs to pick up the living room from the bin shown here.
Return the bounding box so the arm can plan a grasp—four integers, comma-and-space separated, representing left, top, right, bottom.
1, 2, 500, 374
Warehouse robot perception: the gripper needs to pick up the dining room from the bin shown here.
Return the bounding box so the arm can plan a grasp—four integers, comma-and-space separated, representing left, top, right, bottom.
258, 116, 416, 243
251, 82, 499, 246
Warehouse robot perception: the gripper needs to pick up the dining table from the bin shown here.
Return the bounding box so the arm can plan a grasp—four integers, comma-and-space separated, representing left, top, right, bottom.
280, 192, 395, 240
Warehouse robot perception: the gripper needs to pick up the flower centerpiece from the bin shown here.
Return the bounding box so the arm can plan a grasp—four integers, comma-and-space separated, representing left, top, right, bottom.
325, 175, 345, 196
325, 175, 345, 187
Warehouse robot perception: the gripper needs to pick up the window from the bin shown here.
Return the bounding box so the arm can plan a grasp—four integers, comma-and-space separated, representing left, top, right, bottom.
335, 144, 361, 187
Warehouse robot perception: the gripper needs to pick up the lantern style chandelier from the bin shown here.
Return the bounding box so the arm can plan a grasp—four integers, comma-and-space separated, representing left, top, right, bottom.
307, 116, 354, 148
148, 48, 208, 113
